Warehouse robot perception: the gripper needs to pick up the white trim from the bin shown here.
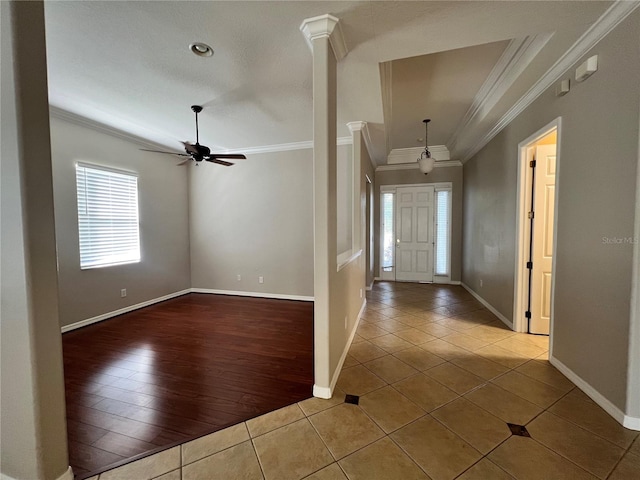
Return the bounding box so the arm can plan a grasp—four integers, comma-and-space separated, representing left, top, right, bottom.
448, 34, 553, 153
627, 101, 640, 420
461, 0, 640, 163
224, 136, 352, 155
50, 106, 180, 152
347, 121, 376, 168
191, 288, 314, 302
51, 105, 352, 156
376, 160, 461, 172
337, 249, 362, 272
332, 299, 366, 389
312, 384, 332, 399
57, 467, 74, 480
381, 182, 453, 192
60, 289, 191, 332
388, 145, 450, 164
366, 282, 374, 291
2, 466, 73, 480
461, 283, 513, 330
315, 299, 367, 398
550, 355, 640, 431
60, 288, 313, 332
300, 14, 348, 61
513, 118, 561, 335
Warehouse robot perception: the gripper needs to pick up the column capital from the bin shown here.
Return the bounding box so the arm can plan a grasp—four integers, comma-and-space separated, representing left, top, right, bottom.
346, 121, 367, 133
300, 14, 348, 61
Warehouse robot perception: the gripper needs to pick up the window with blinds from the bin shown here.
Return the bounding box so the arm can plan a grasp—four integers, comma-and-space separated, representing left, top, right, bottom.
76, 164, 140, 269
435, 189, 451, 276
382, 193, 395, 271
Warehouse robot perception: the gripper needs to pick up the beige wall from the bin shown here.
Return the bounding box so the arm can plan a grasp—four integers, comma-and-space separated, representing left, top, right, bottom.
463, 10, 640, 413
328, 129, 371, 385
374, 166, 463, 282
189, 147, 316, 297
50, 117, 191, 328
1, 2, 69, 478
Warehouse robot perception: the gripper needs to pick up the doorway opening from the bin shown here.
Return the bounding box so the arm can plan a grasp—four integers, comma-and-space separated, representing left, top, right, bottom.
514, 118, 561, 336
380, 182, 452, 284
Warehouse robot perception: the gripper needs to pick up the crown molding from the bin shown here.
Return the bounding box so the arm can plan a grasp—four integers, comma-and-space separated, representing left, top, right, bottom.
49, 106, 180, 152
223, 136, 352, 155
376, 160, 462, 172
460, 0, 640, 163
448, 32, 553, 153
51, 105, 352, 155
388, 145, 450, 164
300, 14, 348, 61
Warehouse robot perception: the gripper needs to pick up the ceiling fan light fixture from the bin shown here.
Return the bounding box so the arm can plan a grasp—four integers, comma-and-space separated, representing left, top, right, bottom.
190, 42, 214, 57
417, 118, 435, 175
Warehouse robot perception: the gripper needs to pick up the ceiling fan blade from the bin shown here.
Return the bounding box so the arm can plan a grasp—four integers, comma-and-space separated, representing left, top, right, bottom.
181, 141, 199, 155
140, 148, 190, 157
209, 153, 247, 159
206, 158, 234, 167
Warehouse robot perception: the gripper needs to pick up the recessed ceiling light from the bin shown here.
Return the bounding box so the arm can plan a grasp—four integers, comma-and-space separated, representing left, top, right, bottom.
190, 42, 213, 57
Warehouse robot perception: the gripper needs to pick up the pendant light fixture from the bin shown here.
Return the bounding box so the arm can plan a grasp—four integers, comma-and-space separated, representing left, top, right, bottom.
417, 118, 435, 174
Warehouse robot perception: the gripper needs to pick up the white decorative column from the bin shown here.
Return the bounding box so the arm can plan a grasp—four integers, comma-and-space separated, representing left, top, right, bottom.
1, 2, 72, 479
300, 14, 347, 398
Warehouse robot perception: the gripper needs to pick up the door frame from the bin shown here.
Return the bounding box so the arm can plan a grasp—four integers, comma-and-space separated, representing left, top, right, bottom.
513, 117, 562, 337
379, 182, 453, 283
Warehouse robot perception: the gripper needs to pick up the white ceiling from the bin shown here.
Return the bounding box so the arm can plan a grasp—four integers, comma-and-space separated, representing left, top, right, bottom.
43, 1, 614, 164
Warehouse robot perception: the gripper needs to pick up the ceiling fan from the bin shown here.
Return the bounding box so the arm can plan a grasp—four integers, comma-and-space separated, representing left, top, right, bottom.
141, 105, 246, 166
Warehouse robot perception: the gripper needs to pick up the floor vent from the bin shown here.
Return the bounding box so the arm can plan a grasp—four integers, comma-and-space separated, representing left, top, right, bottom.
344, 394, 360, 405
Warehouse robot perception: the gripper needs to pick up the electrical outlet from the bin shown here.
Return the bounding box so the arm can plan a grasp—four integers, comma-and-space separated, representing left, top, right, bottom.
120, 288, 127, 298
258, 276, 264, 284
360, 288, 363, 298
480, 279, 483, 288
344, 316, 348, 329
237, 274, 242, 281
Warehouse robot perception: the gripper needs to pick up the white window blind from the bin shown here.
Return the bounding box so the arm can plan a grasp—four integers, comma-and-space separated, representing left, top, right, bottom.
382, 193, 395, 271
76, 164, 140, 269
435, 189, 451, 276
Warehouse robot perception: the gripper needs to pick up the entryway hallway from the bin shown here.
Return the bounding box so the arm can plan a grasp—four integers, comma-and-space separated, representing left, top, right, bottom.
87, 283, 640, 480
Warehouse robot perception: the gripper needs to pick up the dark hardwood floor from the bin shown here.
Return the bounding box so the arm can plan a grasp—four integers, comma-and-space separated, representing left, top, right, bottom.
62, 293, 314, 478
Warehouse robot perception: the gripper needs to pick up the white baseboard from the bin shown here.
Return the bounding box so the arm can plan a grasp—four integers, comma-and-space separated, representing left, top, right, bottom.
461, 282, 513, 329
323, 298, 367, 397
312, 384, 332, 399
60, 289, 191, 333
366, 282, 374, 291
191, 288, 314, 302
61, 288, 314, 333
58, 467, 74, 480
449, 280, 461, 285
1, 466, 73, 480
550, 355, 640, 431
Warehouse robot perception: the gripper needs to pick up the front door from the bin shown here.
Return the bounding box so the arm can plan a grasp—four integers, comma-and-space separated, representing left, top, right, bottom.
395, 186, 434, 282
530, 144, 556, 334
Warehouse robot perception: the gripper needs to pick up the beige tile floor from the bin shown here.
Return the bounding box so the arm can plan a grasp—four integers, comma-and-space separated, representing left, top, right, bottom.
86, 283, 639, 480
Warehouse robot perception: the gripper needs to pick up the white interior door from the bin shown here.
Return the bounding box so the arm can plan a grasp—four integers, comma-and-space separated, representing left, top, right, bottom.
530, 144, 556, 334
395, 186, 434, 282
